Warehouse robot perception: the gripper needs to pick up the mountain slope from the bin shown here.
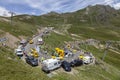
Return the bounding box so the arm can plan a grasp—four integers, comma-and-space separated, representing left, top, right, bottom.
12, 5, 120, 40
0, 5, 120, 80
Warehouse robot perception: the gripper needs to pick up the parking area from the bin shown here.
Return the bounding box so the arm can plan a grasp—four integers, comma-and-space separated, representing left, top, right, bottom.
15, 27, 95, 73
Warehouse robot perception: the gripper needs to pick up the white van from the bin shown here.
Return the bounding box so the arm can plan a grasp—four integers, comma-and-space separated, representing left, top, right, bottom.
15, 48, 23, 57
37, 38, 44, 45
83, 56, 93, 64
42, 58, 61, 73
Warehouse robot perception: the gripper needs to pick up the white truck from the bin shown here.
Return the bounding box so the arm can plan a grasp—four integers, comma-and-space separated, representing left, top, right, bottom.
42, 58, 61, 73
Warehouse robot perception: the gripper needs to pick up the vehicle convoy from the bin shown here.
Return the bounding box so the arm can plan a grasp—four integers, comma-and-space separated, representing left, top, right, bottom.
42, 58, 61, 73
16, 28, 95, 73
61, 61, 71, 72
25, 56, 38, 66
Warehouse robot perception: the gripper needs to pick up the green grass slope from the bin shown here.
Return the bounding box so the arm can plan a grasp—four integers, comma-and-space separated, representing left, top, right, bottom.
0, 5, 120, 80
3, 5, 119, 41
0, 18, 38, 37
0, 43, 120, 80
0, 47, 50, 80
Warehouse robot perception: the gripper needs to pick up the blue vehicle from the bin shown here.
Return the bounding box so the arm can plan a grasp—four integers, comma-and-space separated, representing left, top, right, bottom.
61, 61, 71, 72
70, 59, 83, 67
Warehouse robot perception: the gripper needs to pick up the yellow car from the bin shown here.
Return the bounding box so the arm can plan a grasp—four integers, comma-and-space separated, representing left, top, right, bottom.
29, 40, 33, 44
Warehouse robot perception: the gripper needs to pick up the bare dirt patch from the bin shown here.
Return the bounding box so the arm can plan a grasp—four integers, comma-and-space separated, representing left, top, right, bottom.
3, 32, 20, 48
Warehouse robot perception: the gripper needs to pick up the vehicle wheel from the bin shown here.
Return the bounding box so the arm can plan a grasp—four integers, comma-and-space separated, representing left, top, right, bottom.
71, 64, 74, 67
42, 69, 50, 73
44, 70, 50, 73
72, 65, 74, 67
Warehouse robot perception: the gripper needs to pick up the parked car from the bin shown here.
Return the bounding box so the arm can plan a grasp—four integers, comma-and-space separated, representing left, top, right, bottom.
61, 61, 71, 72
25, 56, 38, 66
37, 37, 44, 45
70, 59, 83, 67
29, 39, 33, 44
43, 30, 49, 34
83, 56, 93, 64
20, 39, 27, 47
15, 48, 23, 57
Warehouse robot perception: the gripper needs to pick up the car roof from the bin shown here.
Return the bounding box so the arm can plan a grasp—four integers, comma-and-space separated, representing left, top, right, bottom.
16, 49, 22, 51
43, 59, 59, 64
27, 56, 34, 59
62, 61, 69, 64
38, 38, 43, 41
20, 39, 27, 43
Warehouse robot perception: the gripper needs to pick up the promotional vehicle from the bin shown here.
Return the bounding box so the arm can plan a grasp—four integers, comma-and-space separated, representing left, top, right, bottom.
29, 39, 33, 44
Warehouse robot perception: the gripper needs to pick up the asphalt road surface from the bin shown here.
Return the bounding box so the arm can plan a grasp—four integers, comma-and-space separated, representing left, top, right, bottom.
24, 28, 52, 60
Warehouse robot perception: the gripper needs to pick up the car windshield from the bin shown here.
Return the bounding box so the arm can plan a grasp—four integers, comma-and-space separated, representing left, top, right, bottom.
74, 60, 78, 63
32, 58, 38, 61
67, 63, 70, 66
28, 56, 37, 61
64, 62, 70, 67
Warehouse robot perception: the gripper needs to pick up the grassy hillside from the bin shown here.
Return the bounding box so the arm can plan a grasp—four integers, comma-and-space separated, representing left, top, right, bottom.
79, 44, 120, 70
0, 47, 50, 80
68, 25, 120, 40
0, 17, 38, 37
44, 32, 72, 48
2, 5, 119, 40
0, 44, 120, 80
0, 5, 120, 80
12, 5, 120, 40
